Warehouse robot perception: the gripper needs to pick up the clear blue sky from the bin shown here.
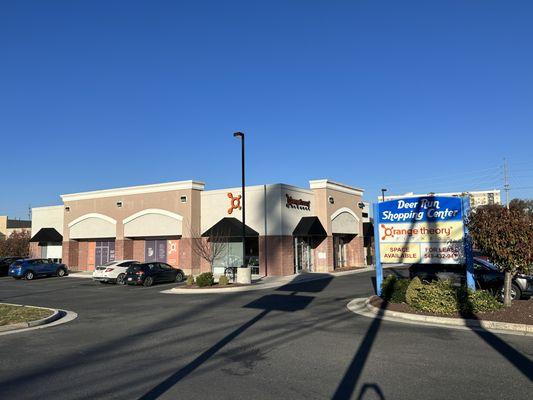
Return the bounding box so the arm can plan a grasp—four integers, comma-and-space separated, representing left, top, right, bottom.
1, 1, 532, 218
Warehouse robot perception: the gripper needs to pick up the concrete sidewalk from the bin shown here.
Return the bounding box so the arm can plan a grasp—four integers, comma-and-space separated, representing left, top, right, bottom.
162, 267, 374, 294
66, 271, 93, 279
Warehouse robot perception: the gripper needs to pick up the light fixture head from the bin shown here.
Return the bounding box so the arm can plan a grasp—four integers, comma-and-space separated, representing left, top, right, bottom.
233, 131, 244, 138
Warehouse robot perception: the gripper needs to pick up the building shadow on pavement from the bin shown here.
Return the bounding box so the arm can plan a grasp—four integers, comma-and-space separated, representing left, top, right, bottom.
137, 275, 334, 400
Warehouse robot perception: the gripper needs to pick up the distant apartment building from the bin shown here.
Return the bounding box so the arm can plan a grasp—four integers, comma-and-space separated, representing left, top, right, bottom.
379, 189, 501, 209
0, 216, 31, 240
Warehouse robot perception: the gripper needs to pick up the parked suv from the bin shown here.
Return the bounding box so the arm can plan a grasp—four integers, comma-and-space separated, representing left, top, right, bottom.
92, 260, 139, 285
9, 258, 68, 280
409, 258, 533, 300
125, 262, 185, 287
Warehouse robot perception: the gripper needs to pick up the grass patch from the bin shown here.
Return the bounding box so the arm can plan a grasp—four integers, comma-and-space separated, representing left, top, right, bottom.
0, 304, 53, 326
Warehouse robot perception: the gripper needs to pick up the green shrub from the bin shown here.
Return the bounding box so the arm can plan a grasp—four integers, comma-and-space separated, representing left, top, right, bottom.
186, 275, 195, 286
381, 275, 409, 303
460, 289, 503, 314
408, 279, 458, 314
405, 276, 424, 305
406, 279, 503, 315
218, 275, 229, 286
195, 272, 215, 287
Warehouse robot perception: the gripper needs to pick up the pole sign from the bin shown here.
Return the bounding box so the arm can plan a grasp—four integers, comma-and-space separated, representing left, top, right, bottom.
373, 196, 474, 295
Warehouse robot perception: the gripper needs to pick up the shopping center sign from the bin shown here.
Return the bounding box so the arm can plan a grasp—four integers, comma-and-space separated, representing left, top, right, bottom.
373, 196, 475, 295
378, 196, 464, 264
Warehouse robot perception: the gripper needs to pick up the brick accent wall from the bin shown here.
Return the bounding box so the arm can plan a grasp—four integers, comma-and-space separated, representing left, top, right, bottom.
132, 239, 145, 263
115, 239, 134, 261
78, 241, 89, 271
176, 238, 199, 276
345, 236, 365, 267
63, 241, 79, 270
198, 238, 211, 275
29, 242, 40, 258
259, 236, 295, 276
123, 238, 134, 260
314, 236, 333, 273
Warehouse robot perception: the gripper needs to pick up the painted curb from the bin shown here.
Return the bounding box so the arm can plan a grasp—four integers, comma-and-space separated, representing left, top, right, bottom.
0, 303, 77, 335
346, 297, 533, 337
66, 273, 93, 279
162, 267, 374, 295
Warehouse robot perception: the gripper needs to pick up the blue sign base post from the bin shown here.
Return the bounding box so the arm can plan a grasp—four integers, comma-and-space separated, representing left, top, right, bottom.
373, 204, 383, 296
462, 197, 476, 291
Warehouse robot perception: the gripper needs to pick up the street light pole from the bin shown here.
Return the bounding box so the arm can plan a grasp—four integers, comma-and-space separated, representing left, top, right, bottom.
233, 132, 245, 268
381, 188, 387, 202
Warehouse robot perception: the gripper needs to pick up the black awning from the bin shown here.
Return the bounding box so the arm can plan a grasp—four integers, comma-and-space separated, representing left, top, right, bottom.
363, 222, 374, 237
293, 217, 327, 237
202, 217, 259, 238
30, 228, 63, 243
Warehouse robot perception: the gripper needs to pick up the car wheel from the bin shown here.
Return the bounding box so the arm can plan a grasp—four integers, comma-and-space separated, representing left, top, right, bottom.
24, 271, 34, 280
143, 276, 154, 287
116, 273, 126, 285
56, 268, 66, 277
175, 271, 184, 282
498, 284, 521, 301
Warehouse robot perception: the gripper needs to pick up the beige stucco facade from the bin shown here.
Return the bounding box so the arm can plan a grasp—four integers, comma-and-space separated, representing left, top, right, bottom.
31, 178, 366, 276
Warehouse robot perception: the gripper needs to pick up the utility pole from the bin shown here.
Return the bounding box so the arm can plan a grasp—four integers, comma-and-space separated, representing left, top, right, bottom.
28, 204, 32, 221
503, 158, 510, 209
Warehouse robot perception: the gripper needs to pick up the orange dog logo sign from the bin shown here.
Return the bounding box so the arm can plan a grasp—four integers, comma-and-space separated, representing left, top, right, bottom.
227, 192, 242, 214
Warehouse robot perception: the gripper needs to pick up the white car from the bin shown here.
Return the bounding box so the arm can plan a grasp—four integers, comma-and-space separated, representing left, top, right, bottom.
92, 260, 139, 285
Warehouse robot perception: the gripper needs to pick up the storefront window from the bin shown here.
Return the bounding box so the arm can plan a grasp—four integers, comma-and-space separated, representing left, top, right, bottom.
211, 237, 259, 275
145, 240, 167, 263
212, 240, 243, 275
95, 241, 115, 267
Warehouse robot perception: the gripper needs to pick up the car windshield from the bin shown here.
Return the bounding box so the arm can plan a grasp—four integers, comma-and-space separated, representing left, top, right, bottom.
12, 261, 23, 266
475, 258, 497, 270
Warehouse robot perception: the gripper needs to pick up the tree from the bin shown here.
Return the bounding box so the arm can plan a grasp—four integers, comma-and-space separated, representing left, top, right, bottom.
189, 226, 229, 274
0, 230, 31, 258
466, 204, 533, 306
509, 198, 533, 216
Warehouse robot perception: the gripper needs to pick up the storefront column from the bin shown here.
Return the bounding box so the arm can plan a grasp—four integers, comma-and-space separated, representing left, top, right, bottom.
176, 238, 201, 276
116, 238, 133, 261
78, 241, 89, 271
132, 239, 145, 262
63, 240, 79, 271
259, 236, 294, 276
345, 236, 365, 267
29, 242, 40, 258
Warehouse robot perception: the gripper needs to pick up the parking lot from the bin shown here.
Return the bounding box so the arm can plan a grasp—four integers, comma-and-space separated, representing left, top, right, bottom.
0, 272, 531, 400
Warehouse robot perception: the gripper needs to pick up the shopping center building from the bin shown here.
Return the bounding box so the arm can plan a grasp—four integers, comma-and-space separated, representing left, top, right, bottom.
30, 179, 368, 276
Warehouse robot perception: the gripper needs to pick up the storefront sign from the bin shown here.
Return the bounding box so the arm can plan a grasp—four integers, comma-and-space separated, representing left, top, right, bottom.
377, 196, 464, 264
286, 194, 311, 210
227, 192, 242, 214
167, 239, 180, 266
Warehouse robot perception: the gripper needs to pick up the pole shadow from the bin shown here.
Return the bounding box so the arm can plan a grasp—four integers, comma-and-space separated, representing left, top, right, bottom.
331, 301, 388, 400
137, 276, 333, 399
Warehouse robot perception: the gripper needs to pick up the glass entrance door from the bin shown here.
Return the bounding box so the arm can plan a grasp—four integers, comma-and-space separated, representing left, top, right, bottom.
333, 236, 347, 269
295, 237, 312, 273
95, 241, 115, 267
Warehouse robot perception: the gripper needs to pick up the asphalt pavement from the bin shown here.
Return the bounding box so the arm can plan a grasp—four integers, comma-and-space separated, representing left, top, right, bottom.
0, 271, 531, 400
